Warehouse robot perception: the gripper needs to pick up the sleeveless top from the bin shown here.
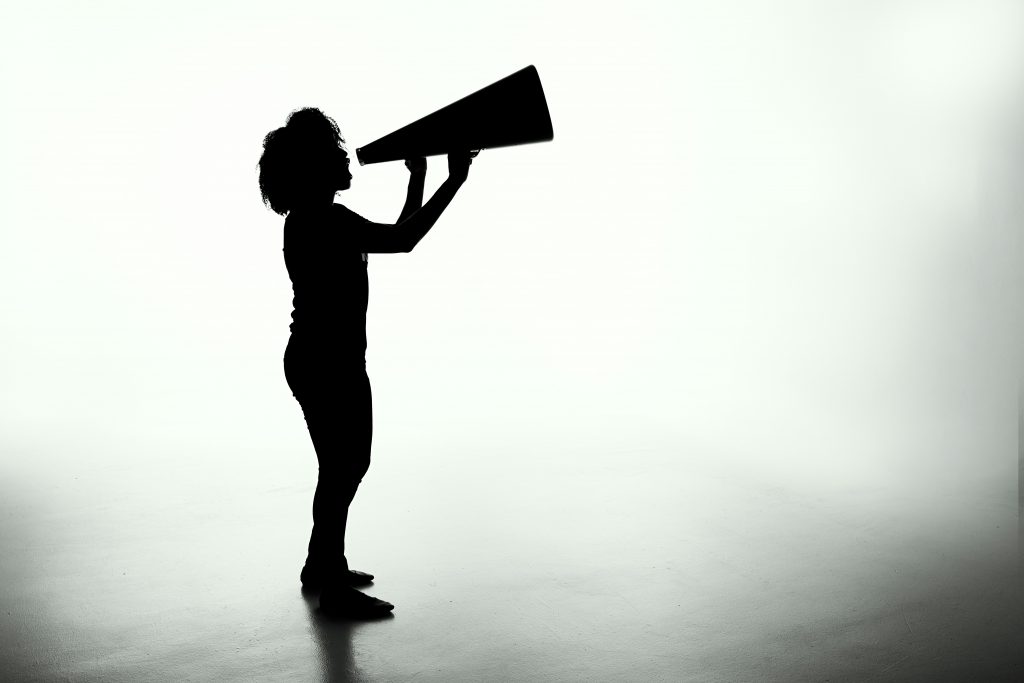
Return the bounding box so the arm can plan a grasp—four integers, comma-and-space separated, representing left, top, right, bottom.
283, 203, 369, 361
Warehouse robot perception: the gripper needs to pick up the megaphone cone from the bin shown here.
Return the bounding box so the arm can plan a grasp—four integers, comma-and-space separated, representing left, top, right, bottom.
355, 65, 554, 165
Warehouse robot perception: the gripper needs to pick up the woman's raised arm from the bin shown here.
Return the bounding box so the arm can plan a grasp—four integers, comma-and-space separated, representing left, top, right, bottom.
344, 151, 475, 253
396, 157, 427, 224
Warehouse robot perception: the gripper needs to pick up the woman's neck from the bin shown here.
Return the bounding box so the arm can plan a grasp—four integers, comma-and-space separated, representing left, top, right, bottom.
293, 192, 337, 212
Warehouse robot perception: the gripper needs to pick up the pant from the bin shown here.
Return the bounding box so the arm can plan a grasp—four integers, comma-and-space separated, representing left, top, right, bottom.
284, 335, 372, 574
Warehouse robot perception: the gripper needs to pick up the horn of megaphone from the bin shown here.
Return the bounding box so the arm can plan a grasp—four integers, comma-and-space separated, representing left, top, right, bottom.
355, 65, 554, 165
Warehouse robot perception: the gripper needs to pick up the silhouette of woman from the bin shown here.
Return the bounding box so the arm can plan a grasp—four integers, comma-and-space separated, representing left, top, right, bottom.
258, 108, 473, 618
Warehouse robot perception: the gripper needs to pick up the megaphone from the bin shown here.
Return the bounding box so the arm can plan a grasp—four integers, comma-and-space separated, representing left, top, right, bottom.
355, 65, 554, 165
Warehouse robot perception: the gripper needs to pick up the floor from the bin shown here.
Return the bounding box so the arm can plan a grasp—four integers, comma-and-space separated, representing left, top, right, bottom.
2, 402, 1023, 682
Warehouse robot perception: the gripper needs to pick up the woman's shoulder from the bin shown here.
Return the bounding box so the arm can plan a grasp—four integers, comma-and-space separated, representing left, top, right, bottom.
286, 204, 324, 225
284, 204, 371, 251
331, 203, 370, 224
287, 203, 367, 226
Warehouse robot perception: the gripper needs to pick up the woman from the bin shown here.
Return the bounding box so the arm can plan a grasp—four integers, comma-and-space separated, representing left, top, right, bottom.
258, 107, 473, 618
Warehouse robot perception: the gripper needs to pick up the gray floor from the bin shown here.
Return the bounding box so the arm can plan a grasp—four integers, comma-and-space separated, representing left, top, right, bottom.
2, 418, 1022, 682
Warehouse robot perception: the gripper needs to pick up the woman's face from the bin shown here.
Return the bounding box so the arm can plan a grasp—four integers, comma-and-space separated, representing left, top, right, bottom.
334, 146, 352, 193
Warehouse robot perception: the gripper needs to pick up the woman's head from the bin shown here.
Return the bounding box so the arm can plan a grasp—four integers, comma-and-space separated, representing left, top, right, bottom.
258, 107, 352, 215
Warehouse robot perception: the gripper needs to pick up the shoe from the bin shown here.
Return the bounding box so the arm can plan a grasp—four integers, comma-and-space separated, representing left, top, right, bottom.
301, 564, 375, 590
319, 586, 394, 619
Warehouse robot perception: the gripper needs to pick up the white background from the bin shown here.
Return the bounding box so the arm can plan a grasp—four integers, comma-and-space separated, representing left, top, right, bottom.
2, 0, 1023, 510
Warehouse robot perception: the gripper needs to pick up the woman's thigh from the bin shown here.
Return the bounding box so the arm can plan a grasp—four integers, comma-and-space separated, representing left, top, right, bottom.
287, 362, 372, 477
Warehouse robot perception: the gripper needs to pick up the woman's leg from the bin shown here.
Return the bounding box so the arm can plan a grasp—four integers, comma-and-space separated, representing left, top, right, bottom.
295, 368, 373, 576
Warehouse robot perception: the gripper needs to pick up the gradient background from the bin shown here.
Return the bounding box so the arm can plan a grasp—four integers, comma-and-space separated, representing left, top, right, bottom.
2, 0, 1024, 680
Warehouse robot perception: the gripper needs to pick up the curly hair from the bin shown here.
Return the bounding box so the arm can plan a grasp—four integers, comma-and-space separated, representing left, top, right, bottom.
258, 107, 347, 215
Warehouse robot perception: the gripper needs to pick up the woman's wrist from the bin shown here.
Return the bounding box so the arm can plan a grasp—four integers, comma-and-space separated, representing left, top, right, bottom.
406, 175, 425, 194
405, 157, 427, 175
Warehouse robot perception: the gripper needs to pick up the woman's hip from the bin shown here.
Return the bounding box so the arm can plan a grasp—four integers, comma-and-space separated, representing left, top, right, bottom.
284, 340, 369, 399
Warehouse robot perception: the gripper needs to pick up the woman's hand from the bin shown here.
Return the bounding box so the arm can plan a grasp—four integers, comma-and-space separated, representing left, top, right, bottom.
447, 150, 478, 183
405, 157, 427, 175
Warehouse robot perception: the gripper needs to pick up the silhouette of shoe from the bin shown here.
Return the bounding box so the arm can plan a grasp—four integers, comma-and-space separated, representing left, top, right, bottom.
301, 564, 375, 590
319, 586, 394, 619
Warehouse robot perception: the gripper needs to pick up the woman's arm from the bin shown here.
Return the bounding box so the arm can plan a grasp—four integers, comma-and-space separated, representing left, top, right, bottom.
346, 151, 475, 253
397, 157, 426, 223
398, 151, 474, 251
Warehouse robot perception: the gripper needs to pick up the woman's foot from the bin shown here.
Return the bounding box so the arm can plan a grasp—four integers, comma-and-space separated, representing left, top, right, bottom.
300, 564, 375, 590
319, 586, 394, 619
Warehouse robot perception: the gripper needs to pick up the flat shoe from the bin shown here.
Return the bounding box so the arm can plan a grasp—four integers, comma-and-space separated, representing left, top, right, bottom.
319, 586, 394, 619
344, 569, 375, 586
301, 565, 375, 590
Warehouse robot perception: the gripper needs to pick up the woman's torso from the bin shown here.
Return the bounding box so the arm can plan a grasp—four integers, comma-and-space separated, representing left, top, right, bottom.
283, 204, 369, 363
